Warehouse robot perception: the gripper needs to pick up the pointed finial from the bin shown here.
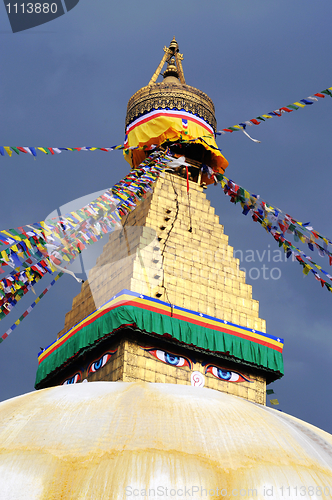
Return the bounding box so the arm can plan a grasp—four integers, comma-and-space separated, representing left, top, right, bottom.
149, 38, 186, 85
169, 37, 178, 51
163, 56, 179, 79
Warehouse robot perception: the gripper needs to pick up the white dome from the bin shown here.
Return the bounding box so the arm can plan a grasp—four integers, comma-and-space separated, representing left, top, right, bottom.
0, 382, 332, 499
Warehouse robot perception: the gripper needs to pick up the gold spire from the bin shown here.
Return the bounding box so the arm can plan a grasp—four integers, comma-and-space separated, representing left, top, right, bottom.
125, 38, 217, 132
149, 37, 186, 85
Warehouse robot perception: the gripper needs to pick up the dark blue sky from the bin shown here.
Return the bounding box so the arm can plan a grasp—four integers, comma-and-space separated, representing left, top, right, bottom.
1, 0, 332, 433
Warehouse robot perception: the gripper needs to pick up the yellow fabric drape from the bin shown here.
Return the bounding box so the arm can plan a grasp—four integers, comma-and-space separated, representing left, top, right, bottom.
124, 113, 229, 177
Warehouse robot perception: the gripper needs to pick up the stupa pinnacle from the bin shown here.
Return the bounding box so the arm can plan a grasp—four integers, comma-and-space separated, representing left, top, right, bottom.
124, 38, 227, 176
149, 36, 186, 84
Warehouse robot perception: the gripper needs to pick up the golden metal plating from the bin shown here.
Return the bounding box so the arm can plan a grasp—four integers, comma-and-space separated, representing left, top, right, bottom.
126, 38, 217, 130
125, 82, 217, 130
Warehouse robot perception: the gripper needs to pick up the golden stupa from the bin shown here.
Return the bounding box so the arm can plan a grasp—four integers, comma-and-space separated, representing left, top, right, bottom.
1, 39, 332, 500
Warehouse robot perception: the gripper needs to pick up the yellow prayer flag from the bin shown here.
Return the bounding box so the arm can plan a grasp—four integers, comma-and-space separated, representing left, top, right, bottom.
37, 147, 49, 154
1, 230, 20, 241
293, 102, 306, 108
40, 221, 52, 236
96, 202, 107, 211
49, 261, 57, 272
262, 114, 272, 119
4, 147, 12, 157
1, 251, 9, 262
303, 265, 312, 275
270, 399, 279, 406
66, 217, 77, 226
70, 212, 83, 223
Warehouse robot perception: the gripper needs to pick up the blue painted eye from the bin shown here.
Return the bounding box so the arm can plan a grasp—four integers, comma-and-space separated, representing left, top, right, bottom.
217, 369, 232, 380
146, 349, 192, 368
205, 365, 253, 383
63, 373, 81, 385
165, 353, 181, 365
88, 351, 117, 374
94, 358, 103, 370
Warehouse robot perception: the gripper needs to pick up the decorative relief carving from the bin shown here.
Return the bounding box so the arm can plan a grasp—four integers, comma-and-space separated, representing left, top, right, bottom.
125, 83, 217, 131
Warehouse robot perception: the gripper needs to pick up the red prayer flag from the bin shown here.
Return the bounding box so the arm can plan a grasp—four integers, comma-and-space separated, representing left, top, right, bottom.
280, 107, 292, 113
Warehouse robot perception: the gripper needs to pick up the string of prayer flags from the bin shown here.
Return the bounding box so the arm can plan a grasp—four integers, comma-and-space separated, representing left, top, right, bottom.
0, 273, 63, 344
0, 152, 168, 279
0, 258, 57, 320
0, 186, 121, 252
0, 151, 171, 323
215, 171, 332, 294
0, 137, 216, 158
266, 387, 281, 408
0, 146, 133, 157
216, 86, 332, 140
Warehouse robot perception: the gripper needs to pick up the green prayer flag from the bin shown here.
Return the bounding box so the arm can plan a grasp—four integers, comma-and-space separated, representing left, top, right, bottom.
287, 104, 299, 110
266, 389, 274, 395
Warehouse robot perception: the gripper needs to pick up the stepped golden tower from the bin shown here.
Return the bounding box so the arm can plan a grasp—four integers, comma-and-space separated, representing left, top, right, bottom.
2, 39, 332, 500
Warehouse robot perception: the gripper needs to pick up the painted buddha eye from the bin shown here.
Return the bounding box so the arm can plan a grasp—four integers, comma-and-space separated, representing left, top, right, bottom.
205, 365, 252, 383
88, 351, 116, 374
63, 372, 81, 385
147, 349, 192, 368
